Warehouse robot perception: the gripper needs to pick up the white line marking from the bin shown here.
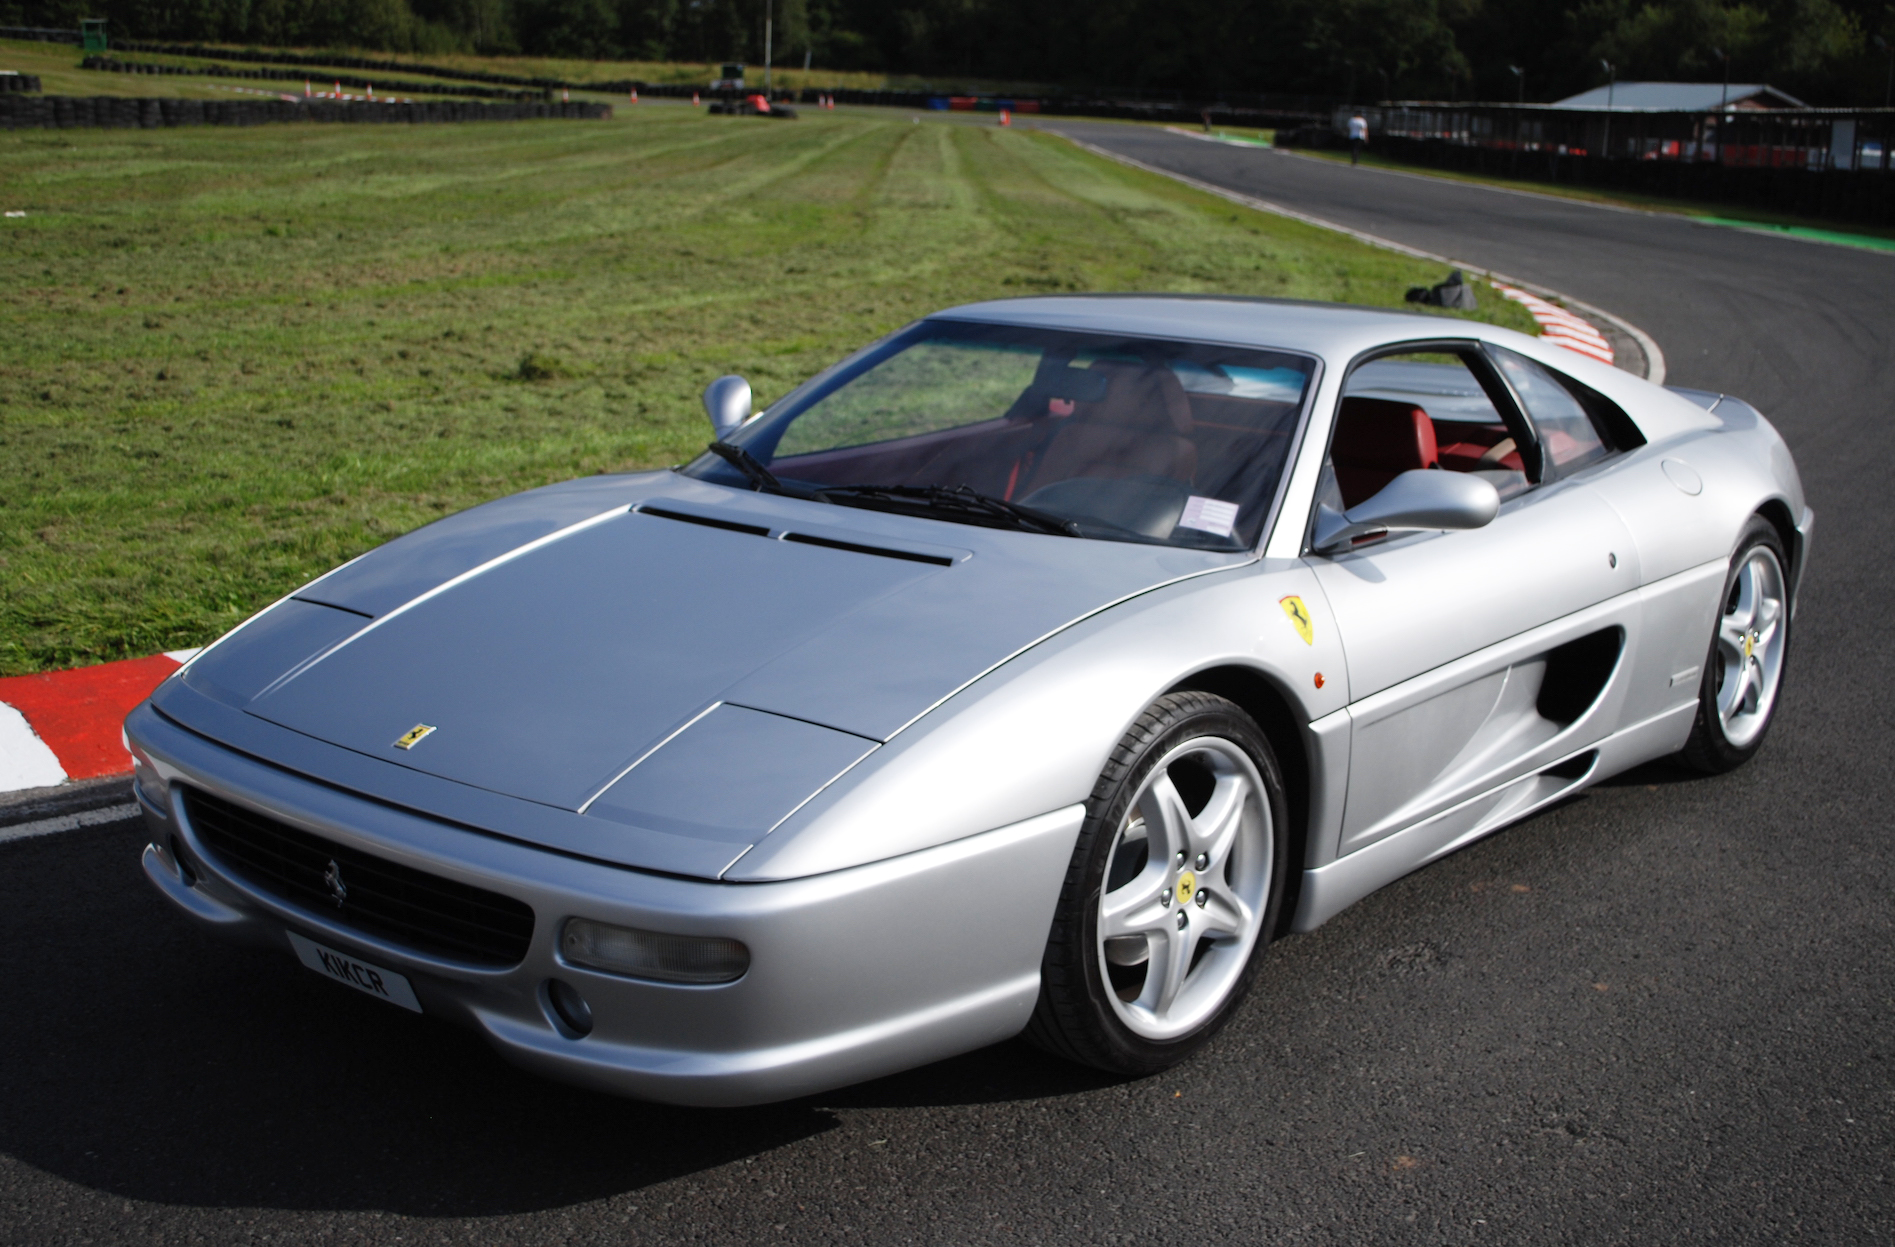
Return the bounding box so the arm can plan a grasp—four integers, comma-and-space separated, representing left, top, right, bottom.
0, 802, 139, 844
0, 703, 67, 794
1052, 133, 1666, 385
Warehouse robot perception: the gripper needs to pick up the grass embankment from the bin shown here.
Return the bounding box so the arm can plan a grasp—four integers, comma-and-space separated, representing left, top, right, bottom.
0, 108, 1534, 675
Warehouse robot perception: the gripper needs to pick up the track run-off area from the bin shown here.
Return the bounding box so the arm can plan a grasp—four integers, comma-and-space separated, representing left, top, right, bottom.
2, 119, 1890, 1244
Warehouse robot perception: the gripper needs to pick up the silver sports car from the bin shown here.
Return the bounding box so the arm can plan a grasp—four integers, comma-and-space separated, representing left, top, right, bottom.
127, 296, 1810, 1106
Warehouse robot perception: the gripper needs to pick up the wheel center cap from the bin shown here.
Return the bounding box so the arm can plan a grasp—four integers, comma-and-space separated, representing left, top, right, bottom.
1743, 631, 1755, 659
1176, 872, 1197, 905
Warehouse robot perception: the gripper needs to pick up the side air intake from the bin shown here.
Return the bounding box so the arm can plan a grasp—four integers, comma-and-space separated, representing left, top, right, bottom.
1536, 628, 1624, 726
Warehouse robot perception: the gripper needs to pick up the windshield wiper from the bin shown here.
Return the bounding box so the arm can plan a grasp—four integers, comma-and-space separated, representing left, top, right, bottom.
818, 483, 1081, 538
706, 441, 783, 492
704, 441, 832, 501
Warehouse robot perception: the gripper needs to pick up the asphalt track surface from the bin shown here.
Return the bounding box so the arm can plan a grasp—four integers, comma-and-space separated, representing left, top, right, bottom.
4, 126, 1891, 1246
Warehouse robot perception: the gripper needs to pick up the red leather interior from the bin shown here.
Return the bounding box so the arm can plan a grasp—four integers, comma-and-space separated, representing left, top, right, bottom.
1436, 430, 1524, 475
1332, 397, 1438, 507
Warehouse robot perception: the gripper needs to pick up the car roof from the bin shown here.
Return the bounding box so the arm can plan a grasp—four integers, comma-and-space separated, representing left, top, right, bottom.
930, 294, 1527, 360
930, 293, 1715, 444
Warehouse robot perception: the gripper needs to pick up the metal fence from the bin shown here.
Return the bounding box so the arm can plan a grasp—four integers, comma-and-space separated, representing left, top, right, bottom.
1331, 102, 1895, 224
1341, 102, 1894, 172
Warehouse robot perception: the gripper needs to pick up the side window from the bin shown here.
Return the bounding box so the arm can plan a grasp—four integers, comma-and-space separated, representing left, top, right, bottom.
1331, 351, 1530, 511
1488, 346, 1611, 474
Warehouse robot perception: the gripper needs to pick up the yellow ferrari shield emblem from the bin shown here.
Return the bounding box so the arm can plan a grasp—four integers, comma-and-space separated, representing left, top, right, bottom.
1743, 632, 1754, 659
1279, 595, 1315, 645
393, 723, 436, 750
1176, 871, 1197, 905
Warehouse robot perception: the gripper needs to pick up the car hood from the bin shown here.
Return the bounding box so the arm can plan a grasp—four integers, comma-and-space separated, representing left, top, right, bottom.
172, 475, 1246, 821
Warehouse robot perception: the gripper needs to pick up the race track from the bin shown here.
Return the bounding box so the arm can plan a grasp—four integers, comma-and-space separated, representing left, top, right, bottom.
3, 123, 1890, 1244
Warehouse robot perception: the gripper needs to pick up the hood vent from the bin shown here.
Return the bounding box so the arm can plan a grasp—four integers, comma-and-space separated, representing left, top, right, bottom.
637, 502, 957, 567
639, 505, 771, 538
781, 532, 954, 566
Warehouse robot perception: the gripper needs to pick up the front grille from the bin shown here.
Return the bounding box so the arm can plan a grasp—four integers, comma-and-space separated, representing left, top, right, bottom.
183, 788, 535, 967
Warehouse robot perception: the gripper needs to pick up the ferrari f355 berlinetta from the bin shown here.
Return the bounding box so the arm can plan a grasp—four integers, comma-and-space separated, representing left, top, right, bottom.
127, 296, 1809, 1105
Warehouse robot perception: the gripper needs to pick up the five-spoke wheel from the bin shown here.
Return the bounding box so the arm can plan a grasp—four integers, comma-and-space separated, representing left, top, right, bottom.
1097, 736, 1273, 1042
1027, 691, 1286, 1074
1682, 516, 1793, 773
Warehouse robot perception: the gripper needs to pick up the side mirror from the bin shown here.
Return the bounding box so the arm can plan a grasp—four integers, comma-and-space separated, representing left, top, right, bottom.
1312, 469, 1500, 555
702, 375, 752, 440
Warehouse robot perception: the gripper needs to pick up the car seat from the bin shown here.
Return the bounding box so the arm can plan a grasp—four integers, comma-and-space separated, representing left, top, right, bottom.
1022, 361, 1198, 493
1331, 396, 1437, 507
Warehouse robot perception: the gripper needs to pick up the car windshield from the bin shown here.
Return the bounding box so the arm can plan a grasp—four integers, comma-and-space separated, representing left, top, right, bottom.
680, 318, 1316, 549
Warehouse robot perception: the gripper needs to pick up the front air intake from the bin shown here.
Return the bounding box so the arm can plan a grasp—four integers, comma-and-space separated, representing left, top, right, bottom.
182, 788, 535, 967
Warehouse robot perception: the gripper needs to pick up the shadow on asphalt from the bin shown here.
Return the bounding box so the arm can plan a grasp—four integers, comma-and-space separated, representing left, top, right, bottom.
1594, 757, 1718, 788
0, 820, 1122, 1217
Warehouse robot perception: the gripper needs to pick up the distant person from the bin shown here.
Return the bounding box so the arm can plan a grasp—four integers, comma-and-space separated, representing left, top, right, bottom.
1348, 112, 1368, 165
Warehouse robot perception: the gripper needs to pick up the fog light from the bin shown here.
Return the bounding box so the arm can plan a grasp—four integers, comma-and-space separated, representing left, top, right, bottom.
544, 978, 593, 1037
560, 917, 750, 985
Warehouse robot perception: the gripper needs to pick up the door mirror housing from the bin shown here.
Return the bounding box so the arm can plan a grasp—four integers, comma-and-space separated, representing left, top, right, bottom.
702, 375, 753, 439
1312, 469, 1500, 555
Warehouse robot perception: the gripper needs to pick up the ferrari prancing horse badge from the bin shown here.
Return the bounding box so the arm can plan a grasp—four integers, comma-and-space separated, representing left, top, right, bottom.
393, 723, 437, 750
1278, 595, 1315, 645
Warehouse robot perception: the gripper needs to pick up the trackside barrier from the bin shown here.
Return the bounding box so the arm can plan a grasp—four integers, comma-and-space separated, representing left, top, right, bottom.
1339, 102, 1895, 227
788, 85, 1327, 128
80, 55, 548, 102
0, 95, 611, 130
0, 73, 41, 93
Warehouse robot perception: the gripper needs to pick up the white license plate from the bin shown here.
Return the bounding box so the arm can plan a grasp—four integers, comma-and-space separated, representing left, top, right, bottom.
287, 931, 422, 1013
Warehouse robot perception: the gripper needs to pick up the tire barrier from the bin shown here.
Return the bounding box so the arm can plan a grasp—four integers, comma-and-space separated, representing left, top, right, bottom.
0, 26, 77, 44
0, 95, 611, 131
789, 85, 1324, 129
111, 40, 599, 92
79, 56, 548, 102
0, 73, 43, 93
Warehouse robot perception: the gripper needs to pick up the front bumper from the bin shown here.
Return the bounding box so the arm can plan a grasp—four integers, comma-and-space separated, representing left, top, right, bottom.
128, 702, 1080, 1107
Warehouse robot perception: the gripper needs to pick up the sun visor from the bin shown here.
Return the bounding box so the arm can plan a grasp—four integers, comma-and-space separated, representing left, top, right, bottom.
586, 704, 877, 846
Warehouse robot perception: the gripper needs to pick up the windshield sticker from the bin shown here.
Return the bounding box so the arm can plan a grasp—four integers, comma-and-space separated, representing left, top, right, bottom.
1177, 496, 1239, 537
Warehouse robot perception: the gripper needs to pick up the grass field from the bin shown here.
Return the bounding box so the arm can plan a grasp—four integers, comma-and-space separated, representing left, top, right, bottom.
0, 105, 1535, 676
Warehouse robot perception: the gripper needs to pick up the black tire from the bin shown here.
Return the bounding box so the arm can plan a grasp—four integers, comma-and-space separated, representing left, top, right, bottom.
1678, 516, 1792, 774
1024, 691, 1288, 1075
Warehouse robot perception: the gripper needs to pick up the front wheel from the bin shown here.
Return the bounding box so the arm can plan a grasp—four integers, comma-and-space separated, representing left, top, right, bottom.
1025, 691, 1288, 1075
1679, 516, 1792, 773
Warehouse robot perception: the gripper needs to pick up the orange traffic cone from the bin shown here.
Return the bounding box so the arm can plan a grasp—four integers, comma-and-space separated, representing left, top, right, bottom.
630, 88, 638, 103
562, 87, 570, 102
691, 91, 699, 106
1000, 108, 1010, 126
367, 83, 374, 100
304, 79, 310, 97
333, 81, 340, 97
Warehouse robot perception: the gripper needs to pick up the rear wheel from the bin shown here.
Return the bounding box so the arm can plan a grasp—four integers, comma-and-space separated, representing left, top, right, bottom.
1026, 692, 1287, 1075
1679, 517, 1791, 773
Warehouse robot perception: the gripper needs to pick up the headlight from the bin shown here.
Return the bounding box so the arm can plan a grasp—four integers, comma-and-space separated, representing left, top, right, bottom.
560, 917, 750, 984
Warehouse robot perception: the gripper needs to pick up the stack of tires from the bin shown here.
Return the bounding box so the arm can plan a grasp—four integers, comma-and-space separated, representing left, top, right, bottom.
0, 95, 612, 130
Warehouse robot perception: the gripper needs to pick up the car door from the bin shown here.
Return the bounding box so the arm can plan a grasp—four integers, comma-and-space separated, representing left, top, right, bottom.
1307, 343, 1643, 858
